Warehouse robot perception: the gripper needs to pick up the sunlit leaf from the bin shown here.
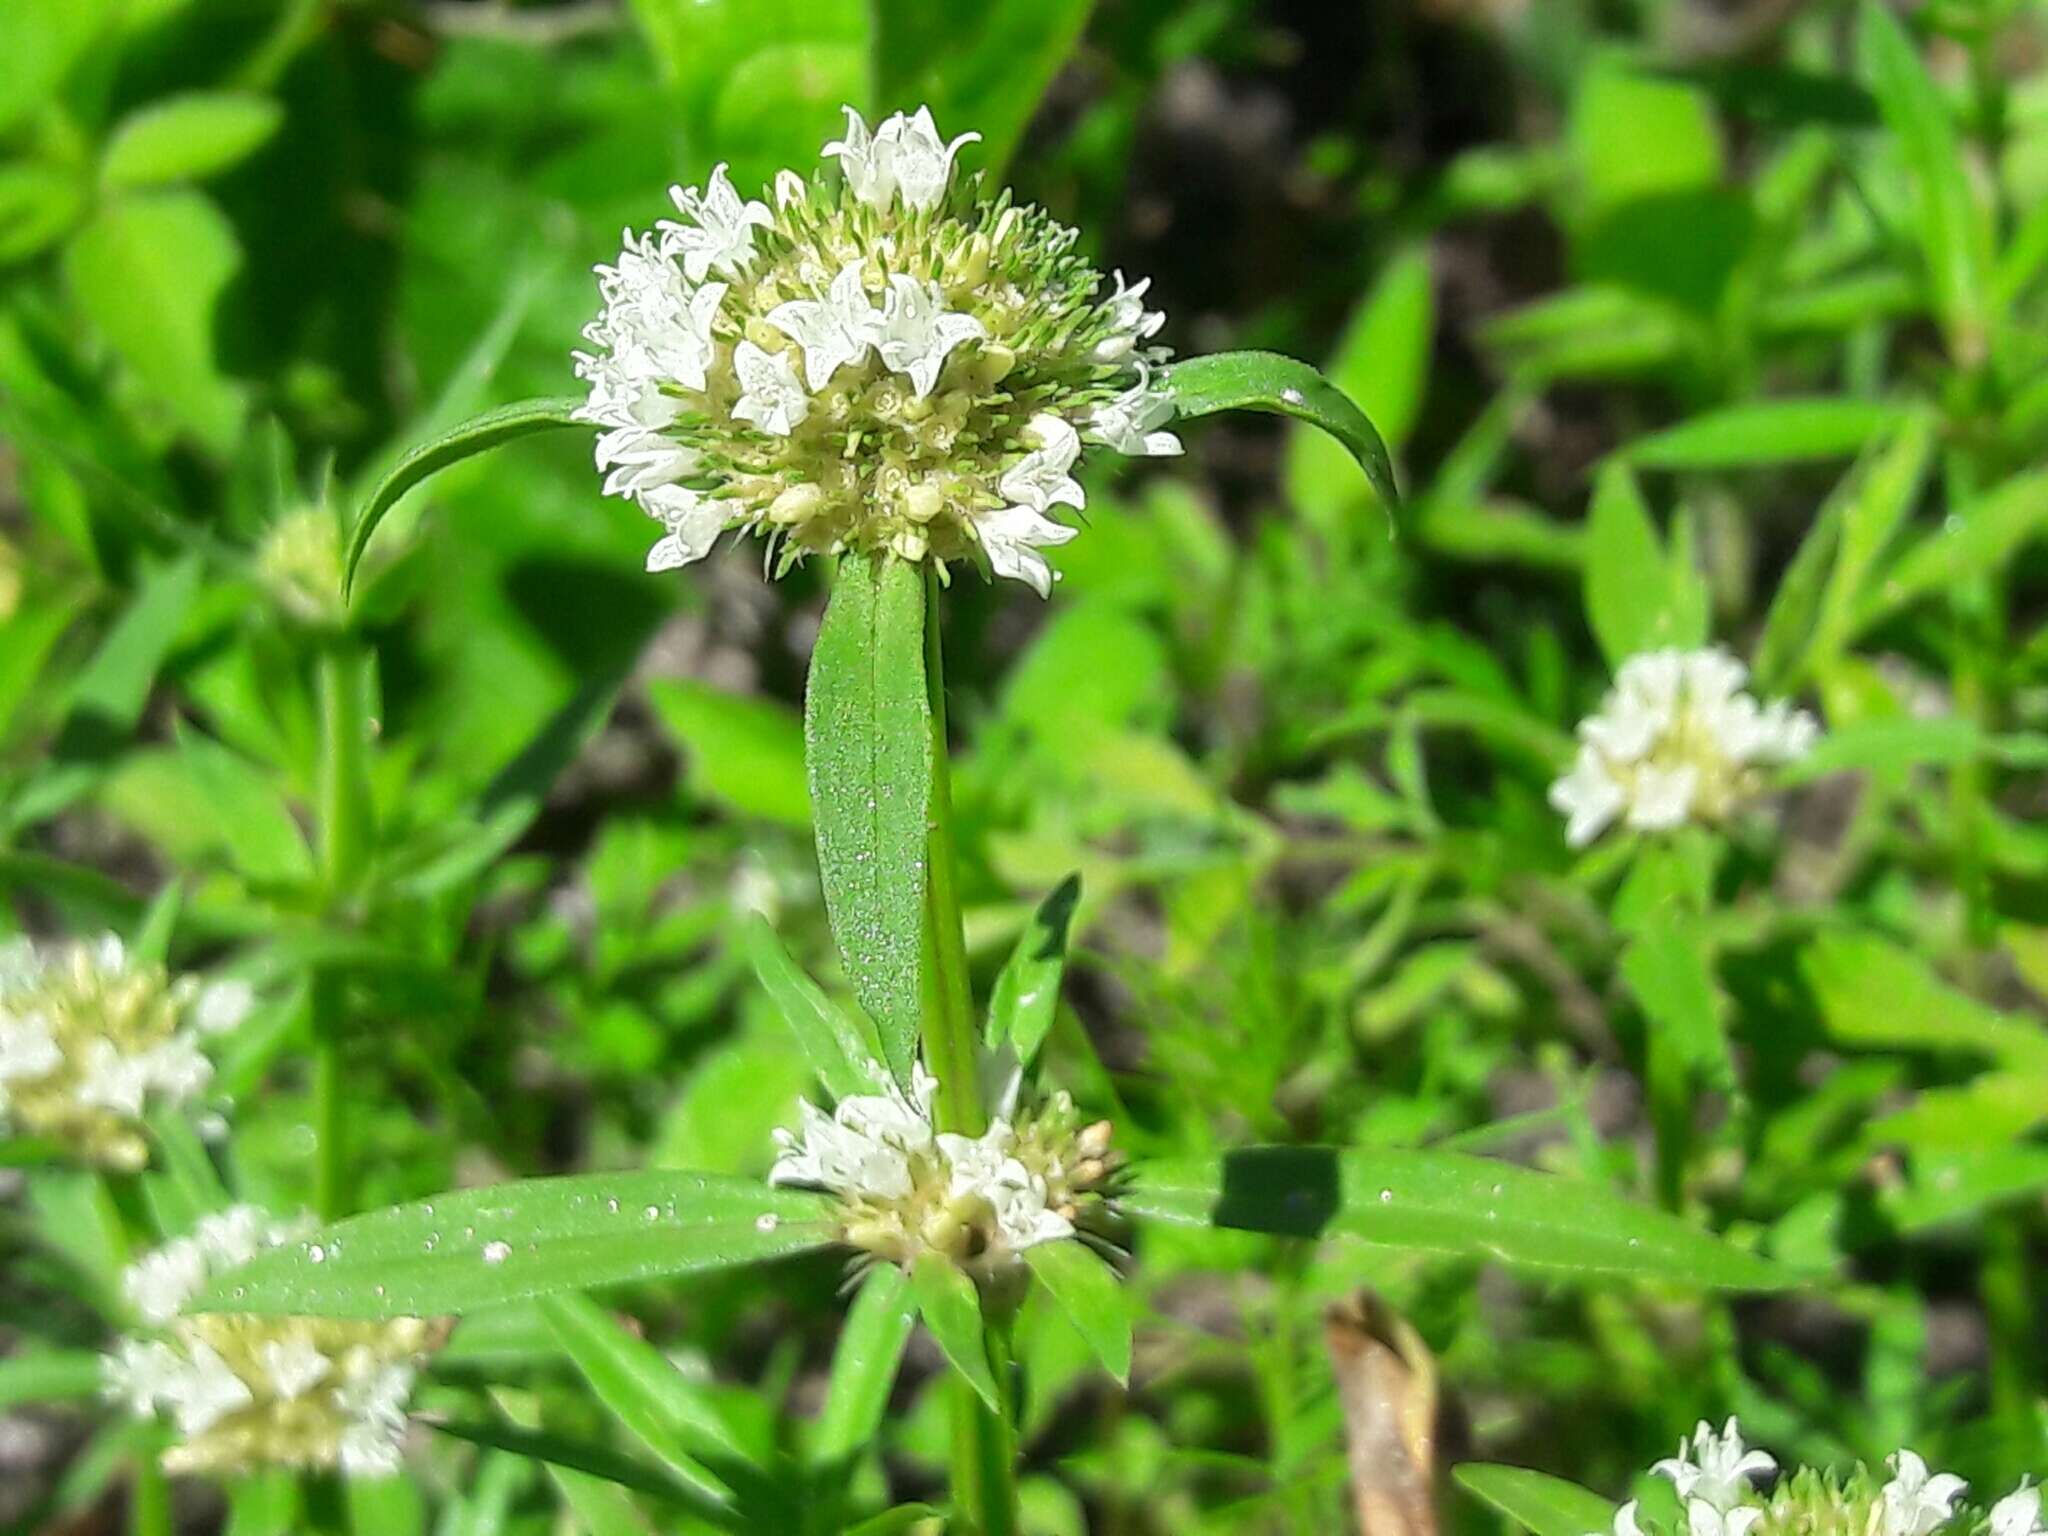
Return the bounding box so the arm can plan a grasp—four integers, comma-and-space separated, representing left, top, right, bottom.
1455, 1464, 1616, 1536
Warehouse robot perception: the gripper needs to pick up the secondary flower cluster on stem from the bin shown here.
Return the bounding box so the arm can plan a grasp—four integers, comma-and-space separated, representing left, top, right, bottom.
1550, 648, 1820, 847
1595, 1418, 2040, 1536
769, 1064, 1119, 1276
105, 1205, 447, 1477
0, 935, 250, 1169
576, 105, 1182, 596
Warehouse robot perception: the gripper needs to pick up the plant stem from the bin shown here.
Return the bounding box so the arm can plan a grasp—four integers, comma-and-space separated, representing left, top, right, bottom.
311, 972, 348, 1222
920, 566, 984, 1138
316, 642, 374, 903
917, 569, 1015, 1533
948, 1319, 1019, 1536
130, 1460, 173, 1536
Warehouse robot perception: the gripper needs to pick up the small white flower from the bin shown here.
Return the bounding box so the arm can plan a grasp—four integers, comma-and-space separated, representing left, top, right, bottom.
937, 1120, 1074, 1252
1685, 1499, 1764, 1536
1087, 376, 1182, 457
1091, 270, 1167, 363
0, 1012, 61, 1092
193, 980, 254, 1036
334, 1361, 417, 1477
260, 1336, 330, 1401
873, 275, 985, 400
1653, 1419, 1777, 1511
664, 164, 772, 283
825, 106, 979, 212
999, 415, 1086, 514
1992, 1484, 2044, 1536
642, 484, 727, 574
770, 1066, 939, 1203
1550, 647, 1819, 847
1881, 1450, 1968, 1536
731, 341, 811, 437
976, 501, 1079, 599
774, 169, 808, 208
767, 262, 881, 390
166, 1339, 256, 1436
75, 1037, 153, 1118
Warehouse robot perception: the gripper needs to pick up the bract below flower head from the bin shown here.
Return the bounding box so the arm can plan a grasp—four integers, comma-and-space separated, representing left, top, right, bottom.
106, 1204, 448, 1478
0, 935, 252, 1170
575, 104, 1181, 595
770, 1068, 1118, 1277
1548, 646, 1820, 847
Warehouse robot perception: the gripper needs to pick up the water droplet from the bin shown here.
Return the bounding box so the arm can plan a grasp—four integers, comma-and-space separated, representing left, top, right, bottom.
422, 1234, 439, 1252
755, 1213, 781, 1233
606, 1198, 620, 1214
1378, 1188, 1393, 1204
307, 1244, 327, 1264
373, 1285, 386, 1298
463, 1226, 476, 1240
1627, 1237, 1641, 1248
1490, 1183, 1503, 1196
482, 1241, 512, 1265
1281, 386, 1305, 406
644, 1205, 661, 1221
231, 1286, 246, 1300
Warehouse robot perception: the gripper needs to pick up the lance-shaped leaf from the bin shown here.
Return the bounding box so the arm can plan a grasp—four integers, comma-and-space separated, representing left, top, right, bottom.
1024, 1239, 1130, 1386
985, 873, 1080, 1064
1162, 351, 1399, 515
910, 1251, 1001, 1413
814, 1263, 918, 1465
194, 1172, 836, 1320
342, 396, 583, 597
1122, 1146, 1795, 1289
804, 554, 932, 1086
1455, 1464, 1617, 1536
745, 916, 888, 1102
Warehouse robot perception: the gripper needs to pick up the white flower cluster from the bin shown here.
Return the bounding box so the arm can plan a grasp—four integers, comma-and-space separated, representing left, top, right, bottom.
770, 1065, 1113, 1273
105, 1205, 445, 1478
1550, 647, 1819, 847
0, 935, 250, 1169
1592, 1419, 2038, 1536
575, 104, 1181, 597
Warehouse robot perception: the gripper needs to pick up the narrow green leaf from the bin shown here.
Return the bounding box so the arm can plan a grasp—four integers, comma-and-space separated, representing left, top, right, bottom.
1455, 1464, 1616, 1536
1621, 398, 1909, 468
1585, 464, 1674, 667
985, 874, 1079, 1063
59, 553, 202, 754
814, 1263, 917, 1464
101, 92, 283, 188
429, 1418, 735, 1523
910, 1252, 1000, 1412
1122, 1146, 1795, 1289
539, 1293, 750, 1507
341, 396, 583, 597
844, 1507, 944, 1536
62, 190, 245, 452
804, 554, 931, 1086
0, 1349, 105, 1409
1024, 1240, 1130, 1386
195, 1172, 836, 1319
1801, 932, 2048, 1070
745, 917, 887, 1101
1857, 470, 2048, 627
1620, 922, 1731, 1087
131, 880, 183, 964
1162, 351, 1400, 515
1287, 246, 1432, 526
1860, 0, 1993, 361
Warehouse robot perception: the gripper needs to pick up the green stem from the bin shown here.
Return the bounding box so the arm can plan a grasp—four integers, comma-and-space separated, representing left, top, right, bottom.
948, 1318, 1019, 1536
310, 973, 348, 1222
316, 642, 375, 904
129, 1459, 173, 1536
920, 566, 983, 1138
303, 1470, 350, 1534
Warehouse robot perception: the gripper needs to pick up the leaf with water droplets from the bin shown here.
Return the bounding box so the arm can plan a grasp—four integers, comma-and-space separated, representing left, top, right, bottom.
192, 1171, 837, 1319
1121, 1146, 1797, 1289
804, 553, 932, 1087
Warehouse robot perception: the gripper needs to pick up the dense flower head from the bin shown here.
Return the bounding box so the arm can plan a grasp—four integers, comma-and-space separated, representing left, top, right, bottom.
0, 935, 251, 1170
1549, 647, 1820, 847
1594, 1420, 2024, 1536
575, 105, 1181, 597
769, 1065, 1119, 1275
105, 1205, 447, 1478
